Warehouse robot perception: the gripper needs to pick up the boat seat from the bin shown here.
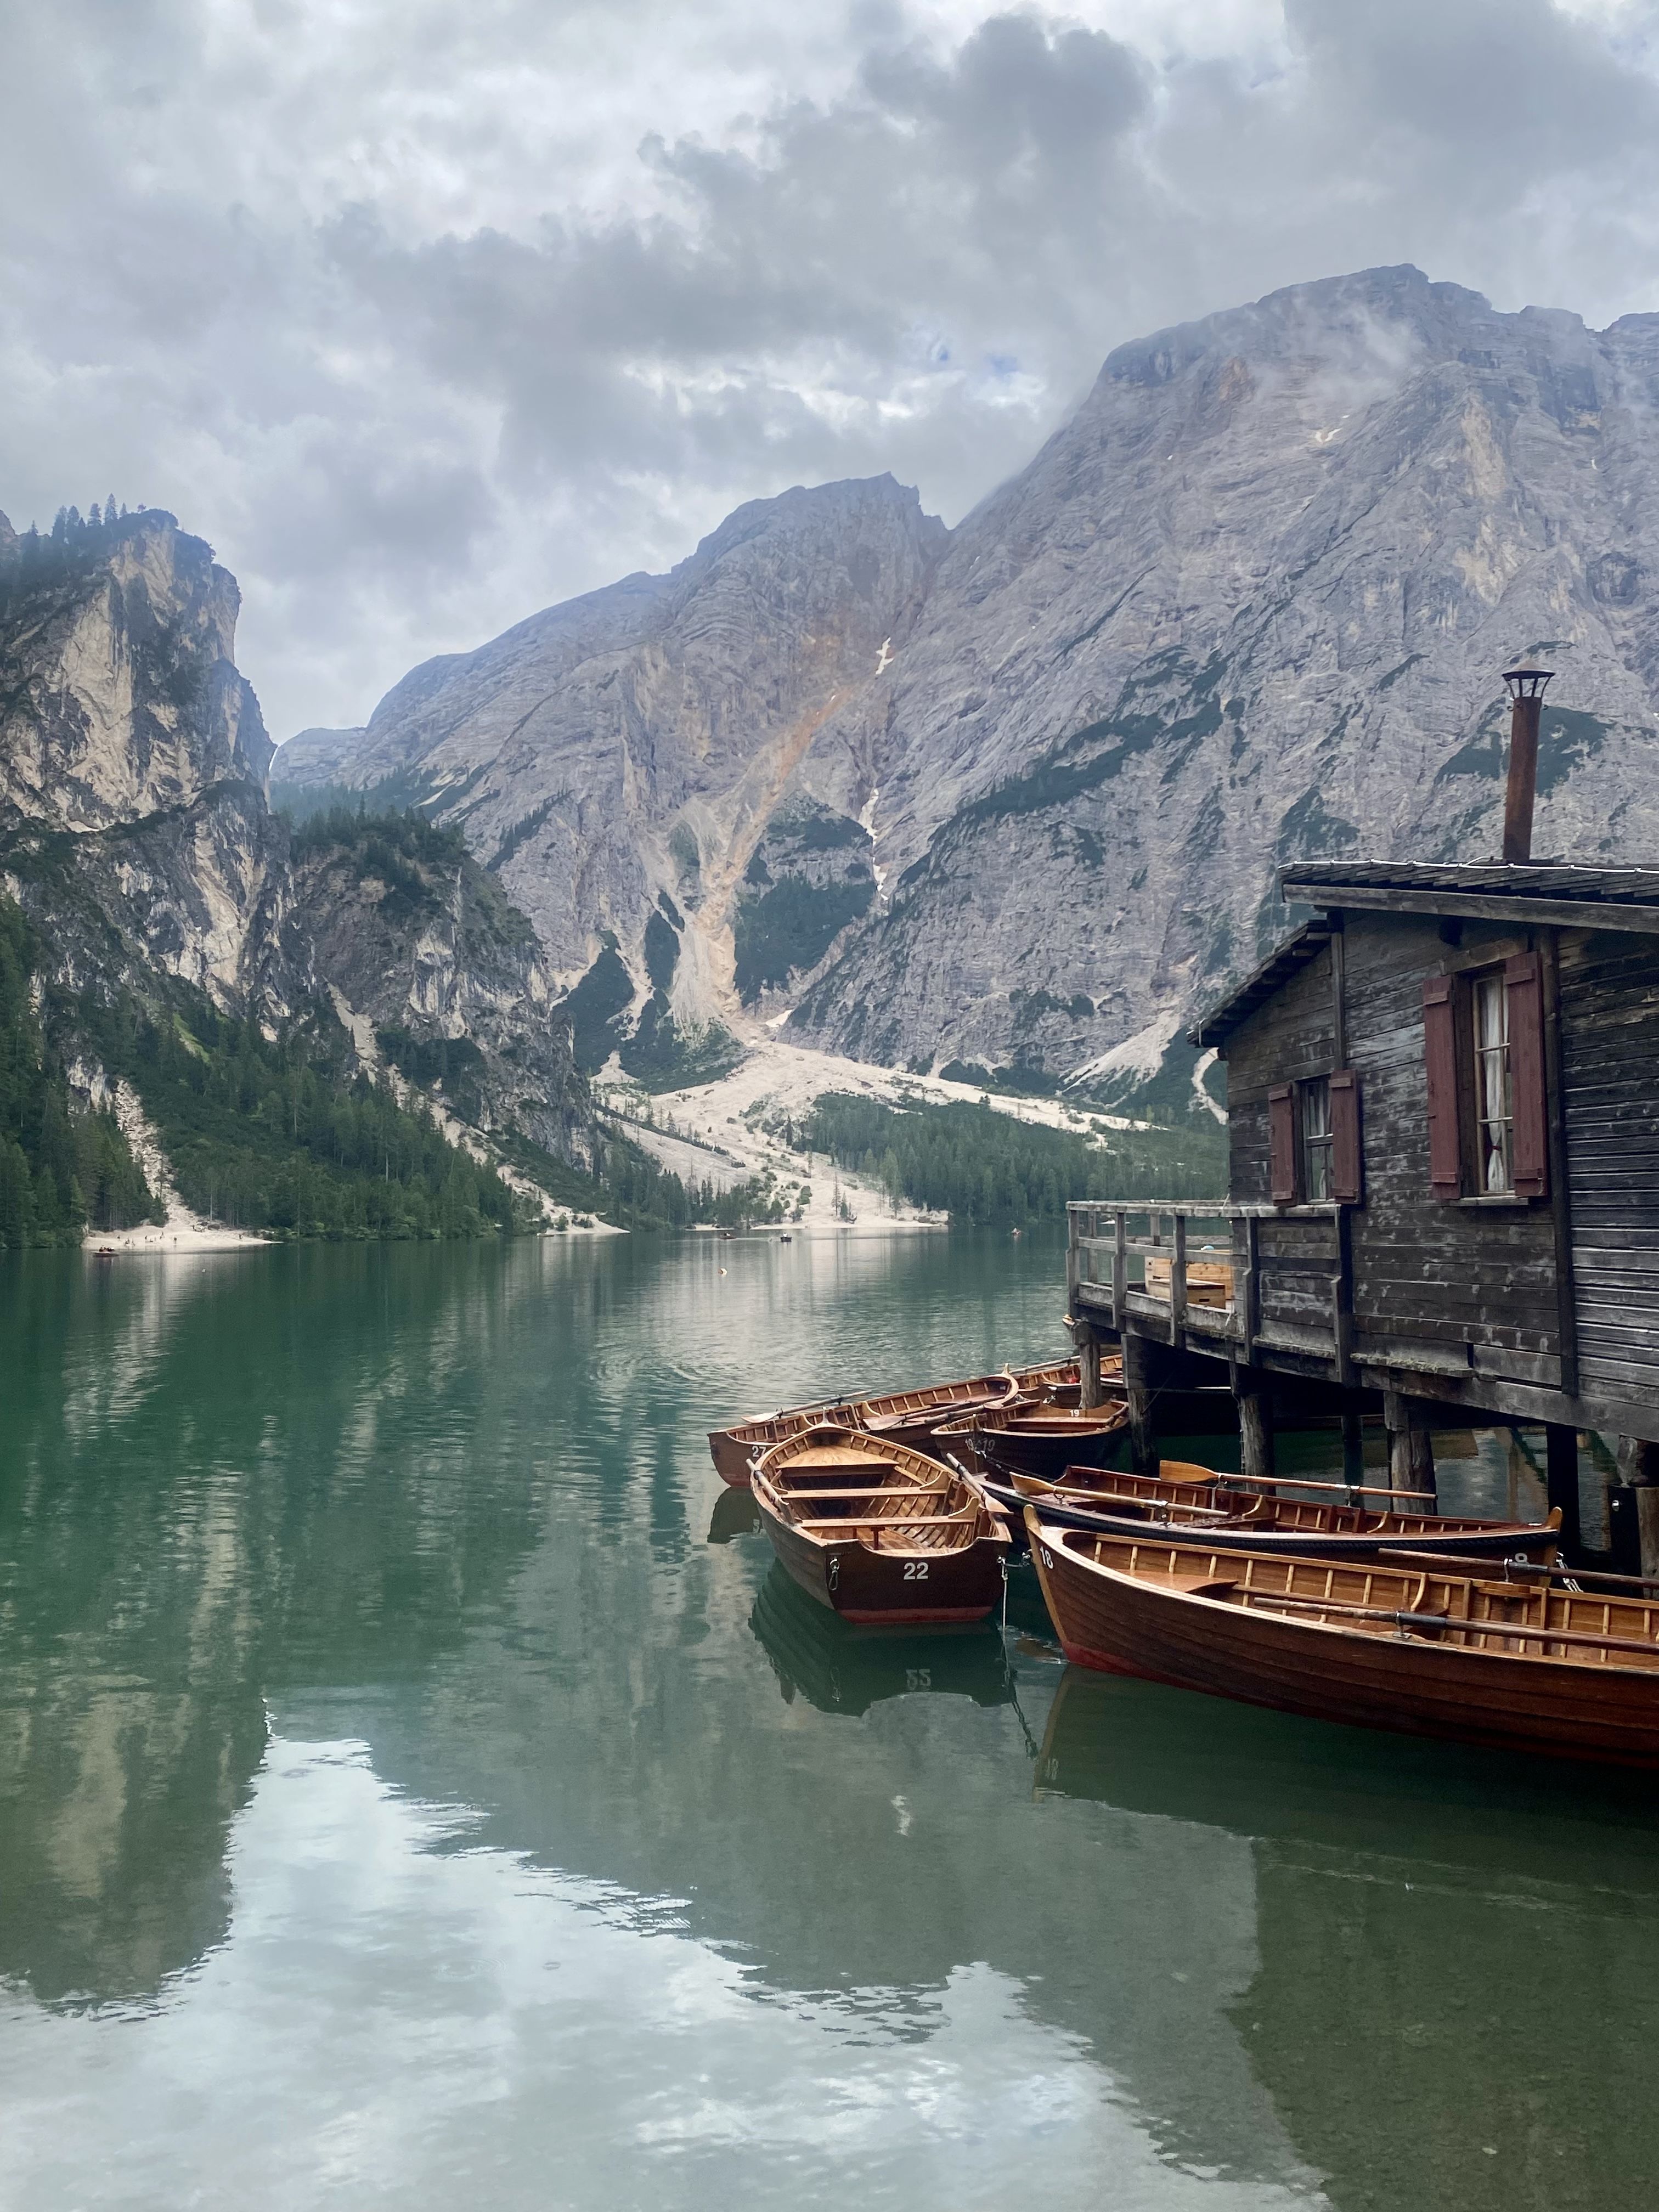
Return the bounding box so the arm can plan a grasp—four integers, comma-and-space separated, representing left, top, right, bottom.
775, 1485, 949, 1503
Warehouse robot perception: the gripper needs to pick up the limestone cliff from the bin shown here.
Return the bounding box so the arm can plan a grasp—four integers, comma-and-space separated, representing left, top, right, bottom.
0, 509, 591, 1184
0, 508, 306, 1014
273, 267, 1659, 1104
793, 266, 1659, 1094
289, 813, 590, 1166
273, 476, 945, 1054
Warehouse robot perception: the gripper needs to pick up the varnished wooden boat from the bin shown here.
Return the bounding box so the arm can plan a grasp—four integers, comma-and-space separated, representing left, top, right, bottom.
980, 1463, 1560, 1562
849, 1372, 1020, 1453
968, 1400, 1130, 1482
959, 1454, 1214, 1544
707, 1408, 839, 1487
1006, 1359, 1081, 1396
710, 1369, 1018, 1483
1026, 1513, 1659, 1767
753, 1425, 1011, 1624
1001, 1356, 1124, 1409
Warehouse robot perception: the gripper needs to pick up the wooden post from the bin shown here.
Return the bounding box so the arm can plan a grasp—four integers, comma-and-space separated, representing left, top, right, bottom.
1122, 1330, 1156, 1476
1378, 1390, 1436, 1501
1545, 1424, 1582, 1559
1384, 1390, 1412, 1498
1242, 1212, 1260, 1358
1078, 1328, 1103, 1412
1238, 1384, 1274, 1485
1613, 1436, 1658, 1577
1065, 1206, 1080, 1316
1408, 1424, 1437, 1509
1171, 1213, 1187, 1350
1113, 1209, 1127, 1330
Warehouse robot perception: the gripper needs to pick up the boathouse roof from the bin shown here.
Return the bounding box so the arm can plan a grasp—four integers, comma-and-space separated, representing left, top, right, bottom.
1189, 861, 1659, 1047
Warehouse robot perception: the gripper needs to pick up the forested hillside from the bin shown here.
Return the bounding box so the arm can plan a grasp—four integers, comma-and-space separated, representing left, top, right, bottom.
803, 1093, 1224, 1226
0, 900, 159, 1248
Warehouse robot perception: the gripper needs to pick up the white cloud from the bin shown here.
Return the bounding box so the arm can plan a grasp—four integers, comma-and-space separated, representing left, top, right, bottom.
3, 1, 1657, 738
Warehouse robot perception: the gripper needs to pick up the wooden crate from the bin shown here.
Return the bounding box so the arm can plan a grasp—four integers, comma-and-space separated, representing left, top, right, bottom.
1143, 1256, 1234, 1307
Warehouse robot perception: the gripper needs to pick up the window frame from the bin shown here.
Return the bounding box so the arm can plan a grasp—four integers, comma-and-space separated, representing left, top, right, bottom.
1467, 968, 1514, 1197
1424, 943, 1549, 1205
1297, 1074, 1334, 1204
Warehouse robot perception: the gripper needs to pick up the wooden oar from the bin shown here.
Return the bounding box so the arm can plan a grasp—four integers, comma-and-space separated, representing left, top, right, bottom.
1500, 1558, 1659, 1594
1218, 1476, 1438, 1504
1059, 1492, 1244, 1522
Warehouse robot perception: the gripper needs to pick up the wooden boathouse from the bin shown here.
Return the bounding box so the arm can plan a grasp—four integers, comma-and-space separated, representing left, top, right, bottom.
1066, 673, 1659, 1572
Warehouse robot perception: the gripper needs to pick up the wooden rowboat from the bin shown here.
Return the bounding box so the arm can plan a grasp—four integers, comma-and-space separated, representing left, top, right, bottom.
707, 1409, 835, 1487
957, 1455, 1224, 1542
967, 1401, 1130, 1482
1026, 1511, 1659, 1767
978, 1463, 1560, 1562
1005, 1355, 1124, 1408
849, 1372, 1020, 1453
710, 1371, 1022, 1482
753, 1425, 1011, 1624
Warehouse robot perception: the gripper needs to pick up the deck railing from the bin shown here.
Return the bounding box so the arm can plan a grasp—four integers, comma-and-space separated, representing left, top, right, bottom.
1065, 1199, 1354, 1381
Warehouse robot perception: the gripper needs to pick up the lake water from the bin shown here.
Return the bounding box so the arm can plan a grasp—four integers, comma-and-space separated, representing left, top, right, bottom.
2, 1230, 1657, 2211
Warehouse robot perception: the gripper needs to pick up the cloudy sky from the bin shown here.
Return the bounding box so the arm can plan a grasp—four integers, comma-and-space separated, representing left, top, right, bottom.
4, 0, 1658, 738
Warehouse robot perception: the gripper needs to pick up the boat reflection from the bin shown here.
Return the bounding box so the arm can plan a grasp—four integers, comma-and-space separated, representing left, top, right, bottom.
1036, 1663, 1659, 2210
1037, 1664, 1659, 1883
749, 1562, 1012, 1718
706, 1485, 761, 1542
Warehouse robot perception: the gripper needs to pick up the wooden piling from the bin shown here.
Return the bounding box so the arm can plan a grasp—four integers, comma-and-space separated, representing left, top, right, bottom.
1122, 1332, 1156, 1476
1546, 1424, 1583, 1559
1238, 1378, 1274, 1483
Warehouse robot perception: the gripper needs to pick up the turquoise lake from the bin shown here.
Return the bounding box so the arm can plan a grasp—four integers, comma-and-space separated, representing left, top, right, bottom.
2, 1229, 1657, 2210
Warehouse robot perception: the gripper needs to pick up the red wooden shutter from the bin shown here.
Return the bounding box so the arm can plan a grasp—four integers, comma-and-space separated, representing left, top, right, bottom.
1505, 951, 1549, 1200
1268, 1084, 1296, 1203
1423, 975, 1461, 1201
1330, 1070, 1363, 1204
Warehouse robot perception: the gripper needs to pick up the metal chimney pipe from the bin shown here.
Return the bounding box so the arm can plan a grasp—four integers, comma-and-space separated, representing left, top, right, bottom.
1500, 665, 1553, 864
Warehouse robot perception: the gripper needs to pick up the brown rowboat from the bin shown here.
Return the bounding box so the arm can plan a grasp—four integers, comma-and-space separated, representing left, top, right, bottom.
982, 1463, 1559, 1562
707, 1409, 832, 1487
1004, 1356, 1121, 1408
966, 1400, 1130, 1481
850, 1372, 1020, 1453
753, 1426, 1010, 1624
1026, 1511, 1659, 1767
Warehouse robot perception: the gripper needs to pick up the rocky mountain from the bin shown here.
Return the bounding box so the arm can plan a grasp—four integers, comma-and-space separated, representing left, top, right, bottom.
289, 810, 589, 1163
277, 265, 1659, 1103
0, 507, 593, 1227
274, 477, 943, 1075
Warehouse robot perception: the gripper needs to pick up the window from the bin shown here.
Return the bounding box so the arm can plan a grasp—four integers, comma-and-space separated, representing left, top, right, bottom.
1268, 1071, 1359, 1204
1471, 972, 1513, 1194
1423, 955, 1547, 1203
1299, 1076, 1333, 1201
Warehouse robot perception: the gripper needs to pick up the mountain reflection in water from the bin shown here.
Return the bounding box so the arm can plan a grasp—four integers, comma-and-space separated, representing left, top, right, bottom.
0, 1231, 1655, 2211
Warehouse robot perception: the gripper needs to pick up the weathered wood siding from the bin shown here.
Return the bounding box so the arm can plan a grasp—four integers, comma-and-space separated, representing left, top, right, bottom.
1223, 943, 1342, 1340
1224, 913, 1561, 1365
1343, 915, 1560, 1362
1560, 929, 1659, 1397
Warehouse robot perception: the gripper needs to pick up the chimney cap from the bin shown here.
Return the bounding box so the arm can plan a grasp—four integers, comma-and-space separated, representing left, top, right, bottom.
1502, 665, 1554, 701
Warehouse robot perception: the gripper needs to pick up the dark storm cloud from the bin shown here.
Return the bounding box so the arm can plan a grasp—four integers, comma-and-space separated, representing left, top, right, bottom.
2, 1, 1656, 735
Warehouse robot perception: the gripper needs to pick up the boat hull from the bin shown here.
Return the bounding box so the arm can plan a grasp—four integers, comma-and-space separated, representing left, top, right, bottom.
1029, 1525, 1659, 1767
978, 1422, 1123, 1482
758, 1498, 1007, 1624
708, 1406, 863, 1486
1020, 1488, 1557, 1561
